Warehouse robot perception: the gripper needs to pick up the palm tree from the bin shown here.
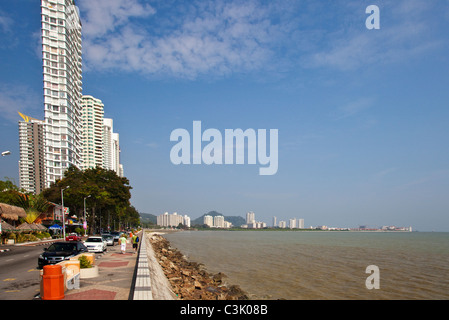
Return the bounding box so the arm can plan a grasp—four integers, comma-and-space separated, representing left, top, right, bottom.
13, 193, 50, 224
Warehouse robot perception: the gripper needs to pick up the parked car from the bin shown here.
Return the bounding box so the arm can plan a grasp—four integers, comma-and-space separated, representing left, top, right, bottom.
83, 236, 107, 253
101, 234, 114, 246
65, 232, 81, 241
38, 241, 88, 269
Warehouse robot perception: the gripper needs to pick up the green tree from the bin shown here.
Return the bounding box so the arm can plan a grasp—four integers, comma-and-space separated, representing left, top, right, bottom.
0, 178, 21, 204
42, 166, 136, 234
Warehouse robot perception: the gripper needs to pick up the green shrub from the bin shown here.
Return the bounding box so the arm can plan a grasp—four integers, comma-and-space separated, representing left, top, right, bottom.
78, 255, 92, 269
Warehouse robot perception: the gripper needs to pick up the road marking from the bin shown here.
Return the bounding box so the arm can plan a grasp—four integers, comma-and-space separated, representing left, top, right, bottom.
28, 269, 39, 272
5, 290, 20, 293
3, 278, 16, 281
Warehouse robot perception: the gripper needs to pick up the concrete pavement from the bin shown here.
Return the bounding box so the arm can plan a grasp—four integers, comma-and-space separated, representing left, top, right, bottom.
61, 231, 150, 300
1, 230, 167, 300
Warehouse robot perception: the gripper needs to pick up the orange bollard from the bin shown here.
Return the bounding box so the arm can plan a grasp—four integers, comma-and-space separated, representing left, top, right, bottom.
42, 265, 65, 300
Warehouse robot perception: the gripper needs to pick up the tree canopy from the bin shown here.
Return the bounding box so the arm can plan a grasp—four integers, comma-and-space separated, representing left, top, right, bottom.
42, 166, 139, 233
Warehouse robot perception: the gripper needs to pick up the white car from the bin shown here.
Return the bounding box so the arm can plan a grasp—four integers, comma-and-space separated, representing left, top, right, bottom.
83, 236, 107, 253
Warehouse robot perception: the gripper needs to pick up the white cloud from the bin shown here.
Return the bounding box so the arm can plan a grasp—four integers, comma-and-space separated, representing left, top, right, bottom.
78, 0, 288, 78
0, 11, 13, 33
77, 0, 448, 79
79, 0, 156, 38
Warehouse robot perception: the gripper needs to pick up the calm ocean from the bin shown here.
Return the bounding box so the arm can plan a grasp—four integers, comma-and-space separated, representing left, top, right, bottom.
163, 230, 449, 300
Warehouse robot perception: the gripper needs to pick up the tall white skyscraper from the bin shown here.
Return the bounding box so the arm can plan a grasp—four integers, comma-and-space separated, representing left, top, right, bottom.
41, 0, 83, 186
81, 95, 104, 170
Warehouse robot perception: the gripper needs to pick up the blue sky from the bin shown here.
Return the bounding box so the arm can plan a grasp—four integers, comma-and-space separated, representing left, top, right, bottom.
1, 0, 449, 231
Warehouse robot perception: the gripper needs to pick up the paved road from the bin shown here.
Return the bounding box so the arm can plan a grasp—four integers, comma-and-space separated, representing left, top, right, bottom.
0, 244, 49, 300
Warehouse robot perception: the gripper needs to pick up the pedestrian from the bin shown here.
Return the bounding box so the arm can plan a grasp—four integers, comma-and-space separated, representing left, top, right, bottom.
132, 234, 139, 253
119, 234, 127, 254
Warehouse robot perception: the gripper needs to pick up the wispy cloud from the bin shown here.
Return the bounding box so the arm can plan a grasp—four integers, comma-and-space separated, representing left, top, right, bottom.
331, 97, 375, 120
77, 0, 448, 79
396, 170, 449, 191
0, 11, 13, 33
78, 0, 291, 78
80, 0, 156, 38
307, 1, 447, 71
373, 167, 397, 180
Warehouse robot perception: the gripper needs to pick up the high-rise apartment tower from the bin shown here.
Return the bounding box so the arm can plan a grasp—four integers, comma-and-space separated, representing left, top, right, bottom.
103, 118, 123, 177
81, 95, 104, 170
41, 0, 83, 186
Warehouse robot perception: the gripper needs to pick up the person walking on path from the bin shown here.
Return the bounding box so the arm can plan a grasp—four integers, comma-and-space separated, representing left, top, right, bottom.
119, 233, 127, 254
132, 234, 139, 254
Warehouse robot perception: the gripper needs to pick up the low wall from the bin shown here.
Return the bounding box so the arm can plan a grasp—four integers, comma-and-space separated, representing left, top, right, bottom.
133, 230, 177, 300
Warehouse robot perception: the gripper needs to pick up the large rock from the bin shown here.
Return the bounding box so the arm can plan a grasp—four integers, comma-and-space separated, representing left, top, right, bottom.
149, 234, 248, 300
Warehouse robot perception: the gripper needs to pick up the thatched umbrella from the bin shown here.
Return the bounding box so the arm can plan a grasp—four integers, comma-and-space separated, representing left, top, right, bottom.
1, 220, 16, 231
16, 222, 34, 231
0, 203, 27, 221
29, 223, 41, 231
34, 223, 47, 231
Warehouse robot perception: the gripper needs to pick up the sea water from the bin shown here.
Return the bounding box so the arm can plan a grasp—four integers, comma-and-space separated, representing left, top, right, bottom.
164, 231, 449, 300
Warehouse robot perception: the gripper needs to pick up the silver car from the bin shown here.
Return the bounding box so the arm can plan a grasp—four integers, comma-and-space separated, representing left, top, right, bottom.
101, 234, 114, 246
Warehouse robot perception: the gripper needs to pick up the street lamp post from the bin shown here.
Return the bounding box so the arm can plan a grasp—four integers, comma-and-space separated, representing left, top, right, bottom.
84, 195, 91, 233
61, 186, 70, 239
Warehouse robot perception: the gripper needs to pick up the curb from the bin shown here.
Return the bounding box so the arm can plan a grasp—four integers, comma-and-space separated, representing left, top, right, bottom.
132, 232, 153, 300
14, 239, 60, 246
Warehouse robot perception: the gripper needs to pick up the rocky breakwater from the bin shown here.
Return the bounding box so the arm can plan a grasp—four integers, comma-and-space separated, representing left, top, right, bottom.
149, 234, 248, 300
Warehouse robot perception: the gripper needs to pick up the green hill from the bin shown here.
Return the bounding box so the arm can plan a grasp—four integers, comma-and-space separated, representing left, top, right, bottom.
139, 213, 157, 225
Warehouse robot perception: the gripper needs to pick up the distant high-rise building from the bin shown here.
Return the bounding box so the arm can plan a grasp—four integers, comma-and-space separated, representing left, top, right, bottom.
103, 118, 123, 177
298, 218, 304, 229
203, 215, 213, 227
18, 113, 46, 194
246, 211, 255, 224
81, 95, 104, 170
41, 0, 83, 186
214, 215, 225, 228
272, 216, 277, 227
157, 212, 187, 227
184, 215, 191, 228
289, 218, 296, 229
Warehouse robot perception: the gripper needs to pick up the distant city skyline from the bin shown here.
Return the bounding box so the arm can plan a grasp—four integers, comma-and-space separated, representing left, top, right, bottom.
1, 1, 448, 232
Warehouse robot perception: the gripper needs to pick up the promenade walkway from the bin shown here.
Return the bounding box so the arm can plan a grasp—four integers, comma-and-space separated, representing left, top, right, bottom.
61, 230, 161, 300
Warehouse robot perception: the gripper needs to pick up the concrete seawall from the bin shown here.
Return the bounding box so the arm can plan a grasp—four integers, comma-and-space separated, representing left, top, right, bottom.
133, 230, 177, 300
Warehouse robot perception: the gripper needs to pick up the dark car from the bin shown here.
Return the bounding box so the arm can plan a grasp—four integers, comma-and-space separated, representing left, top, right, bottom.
38, 241, 88, 269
